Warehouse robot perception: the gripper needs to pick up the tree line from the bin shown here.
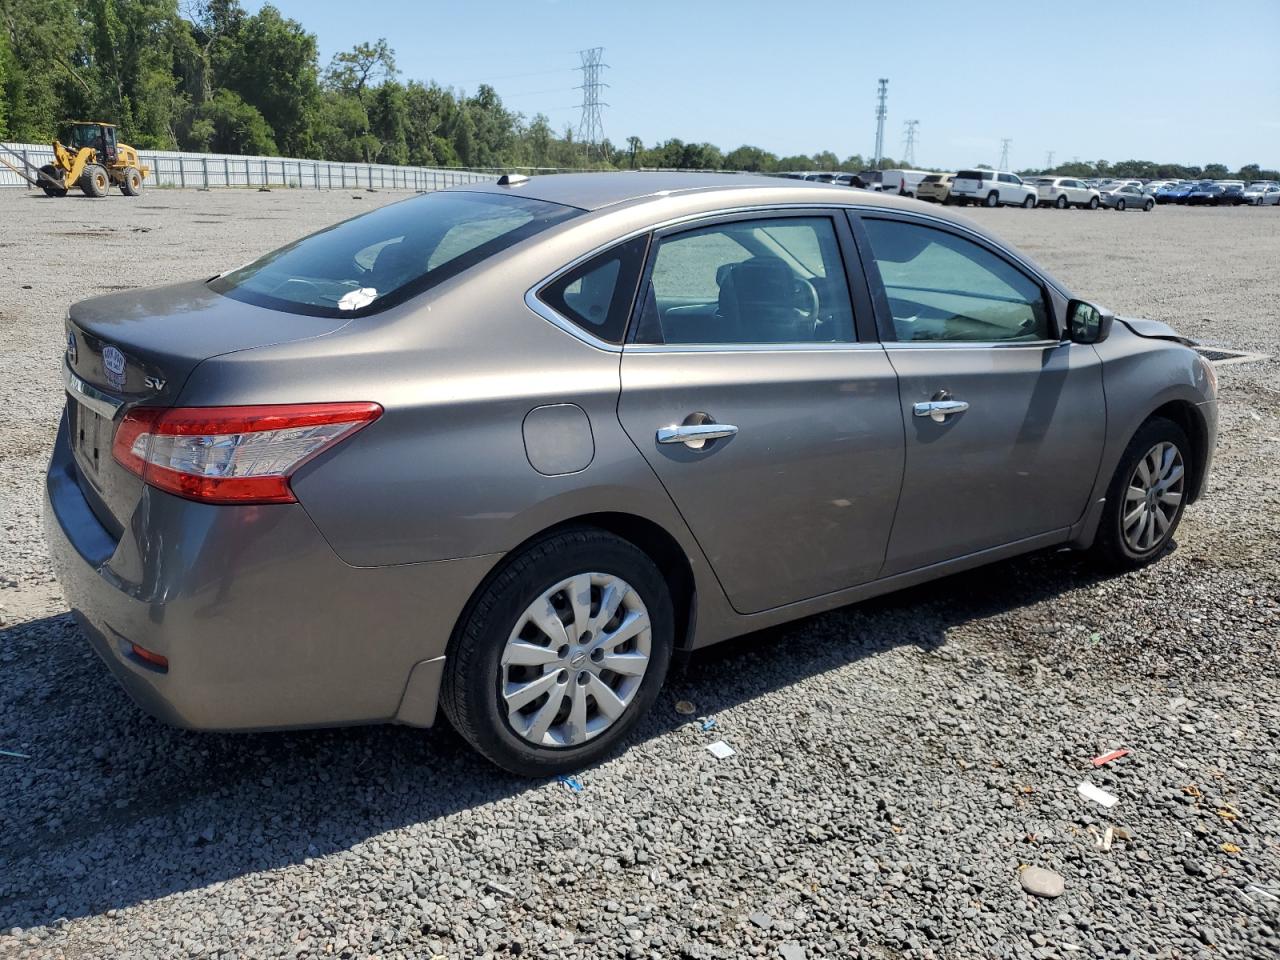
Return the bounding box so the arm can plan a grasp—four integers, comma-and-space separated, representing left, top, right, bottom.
1, 0, 1273, 181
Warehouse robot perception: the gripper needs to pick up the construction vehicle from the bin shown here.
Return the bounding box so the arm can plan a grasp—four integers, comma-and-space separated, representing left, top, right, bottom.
0, 122, 150, 197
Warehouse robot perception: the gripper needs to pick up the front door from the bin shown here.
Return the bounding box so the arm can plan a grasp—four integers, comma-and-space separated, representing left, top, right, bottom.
853, 213, 1106, 575
617, 212, 905, 614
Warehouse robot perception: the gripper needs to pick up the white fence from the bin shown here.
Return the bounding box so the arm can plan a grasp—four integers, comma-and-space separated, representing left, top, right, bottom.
0, 142, 500, 192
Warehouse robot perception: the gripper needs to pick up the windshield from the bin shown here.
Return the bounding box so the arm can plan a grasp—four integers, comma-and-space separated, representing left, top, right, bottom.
209, 191, 580, 317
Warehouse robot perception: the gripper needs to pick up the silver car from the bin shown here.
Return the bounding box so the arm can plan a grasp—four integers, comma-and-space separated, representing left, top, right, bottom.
46, 173, 1218, 775
1100, 184, 1155, 211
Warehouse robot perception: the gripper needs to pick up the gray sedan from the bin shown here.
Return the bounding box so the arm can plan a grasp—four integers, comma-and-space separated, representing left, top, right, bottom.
46, 173, 1217, 775
1100, 184, 1156, 211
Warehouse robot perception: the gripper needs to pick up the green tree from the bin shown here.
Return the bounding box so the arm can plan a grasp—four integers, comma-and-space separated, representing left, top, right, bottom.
324, 38, 395, 97
197, 86, 275, 154
1202, 162, 1229, 179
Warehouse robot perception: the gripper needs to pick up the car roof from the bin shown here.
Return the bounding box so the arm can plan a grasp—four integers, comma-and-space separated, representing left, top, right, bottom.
451, 171, 908, 213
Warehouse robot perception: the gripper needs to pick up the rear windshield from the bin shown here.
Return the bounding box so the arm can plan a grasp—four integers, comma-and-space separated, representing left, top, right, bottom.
209, 191, 580, 317
956, 170, 989, 180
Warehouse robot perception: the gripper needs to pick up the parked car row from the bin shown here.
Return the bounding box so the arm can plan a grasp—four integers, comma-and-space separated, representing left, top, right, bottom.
774, 170, 1279, 211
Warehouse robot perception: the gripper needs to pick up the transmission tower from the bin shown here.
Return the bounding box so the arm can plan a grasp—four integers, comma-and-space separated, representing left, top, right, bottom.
902, 120, 919, 167
998, 138, 1012, 170
575, 47, 609, 162
1045, 150, 1055, 171
872, 78, 888, 166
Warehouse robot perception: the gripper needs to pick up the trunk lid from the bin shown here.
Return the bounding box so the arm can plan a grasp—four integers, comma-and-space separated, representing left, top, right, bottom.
64, 280, 353, 536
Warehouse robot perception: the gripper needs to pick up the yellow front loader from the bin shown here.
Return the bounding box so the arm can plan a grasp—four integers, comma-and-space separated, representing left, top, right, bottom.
0, 122, 150, 197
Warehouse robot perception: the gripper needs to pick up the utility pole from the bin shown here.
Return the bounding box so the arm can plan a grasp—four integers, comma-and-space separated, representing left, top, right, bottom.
998, 138, 1012, 170
1045, 150, 1055, 171
872, 78, 888, 167
902, 120, 919, 167
575, 47, 609, 163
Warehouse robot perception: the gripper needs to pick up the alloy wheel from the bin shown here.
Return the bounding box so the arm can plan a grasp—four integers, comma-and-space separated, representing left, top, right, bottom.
500, 572, 651, 747
1122, 441, 1184, 553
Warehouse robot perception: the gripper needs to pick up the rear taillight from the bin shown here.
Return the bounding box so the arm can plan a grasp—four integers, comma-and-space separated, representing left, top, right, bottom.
112, 402, 382, 504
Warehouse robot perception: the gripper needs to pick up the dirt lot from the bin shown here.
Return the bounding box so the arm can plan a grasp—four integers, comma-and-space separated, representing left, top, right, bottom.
1, 188, 1277, 959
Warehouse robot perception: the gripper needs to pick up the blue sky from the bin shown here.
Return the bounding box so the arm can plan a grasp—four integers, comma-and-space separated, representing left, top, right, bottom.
251, 0, 1280, 169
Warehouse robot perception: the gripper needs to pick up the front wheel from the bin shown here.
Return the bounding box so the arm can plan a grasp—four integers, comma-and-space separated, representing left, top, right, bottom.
1090, 417, 1191, 571
985, 191, 1000, 207
80, 164, 109, 198
442, 528, 674, 776
1022, 195, 1036, 208
1144, 199, 1154, 211
1089, 196, 1100, 210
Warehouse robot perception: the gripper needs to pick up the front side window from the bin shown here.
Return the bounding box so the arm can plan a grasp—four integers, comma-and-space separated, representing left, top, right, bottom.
210, 191, 580, 317
861, 218, 1051, 343
633, 216, 855, 345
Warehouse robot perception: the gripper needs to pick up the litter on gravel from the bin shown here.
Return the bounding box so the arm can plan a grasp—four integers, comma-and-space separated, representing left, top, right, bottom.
0, 749, 30, 760
1078, 781, 1120, 808
706, 741, 736, 760
556, 775, 583, 793
1092, 748, 1130, 767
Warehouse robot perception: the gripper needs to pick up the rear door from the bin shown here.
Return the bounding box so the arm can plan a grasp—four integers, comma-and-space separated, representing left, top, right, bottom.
617, 210, 904, 614
850, 210, 1105, 575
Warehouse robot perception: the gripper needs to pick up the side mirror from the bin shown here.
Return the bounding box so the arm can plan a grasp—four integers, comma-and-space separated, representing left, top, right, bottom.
1066, 300, 1115, 344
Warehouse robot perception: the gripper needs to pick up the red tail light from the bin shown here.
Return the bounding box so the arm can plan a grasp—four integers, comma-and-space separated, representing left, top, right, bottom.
112, 402, 382, 504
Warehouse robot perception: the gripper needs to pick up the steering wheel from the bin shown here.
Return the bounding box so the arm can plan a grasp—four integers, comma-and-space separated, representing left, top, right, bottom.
792, 276, 820, 321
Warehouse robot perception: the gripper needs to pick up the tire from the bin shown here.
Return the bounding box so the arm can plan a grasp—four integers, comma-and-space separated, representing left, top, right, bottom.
985, 191, 1000, 207
1022, 195, 1035, 208
441, 528, 675, 776
1055, 194, 1069, 209
1090, 417, 1191, 571
38, 164, 67, 197
120, 167, 142, 196
1089, 197, 1100, 210
80, 164, 109, 198
1116, 199, 1126, 212
1144, 199, 1154, 212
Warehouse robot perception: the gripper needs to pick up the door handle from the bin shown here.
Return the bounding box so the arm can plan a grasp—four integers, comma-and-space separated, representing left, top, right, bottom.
656, 423, 739, 447
913, 399, 969, 423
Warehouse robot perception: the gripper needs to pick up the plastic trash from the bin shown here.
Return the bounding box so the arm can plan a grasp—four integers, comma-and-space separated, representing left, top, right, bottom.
1077, 781, 1119, 808
706, 741, 736, 760
674, 700, 696, 716
1091, 749, 1130, 767
557, 775, 584, 793
0, 749, 30, 759
699, 716, 717, 732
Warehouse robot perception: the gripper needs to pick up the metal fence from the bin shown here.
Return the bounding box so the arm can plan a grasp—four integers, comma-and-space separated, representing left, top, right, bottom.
0, 142, 500, 192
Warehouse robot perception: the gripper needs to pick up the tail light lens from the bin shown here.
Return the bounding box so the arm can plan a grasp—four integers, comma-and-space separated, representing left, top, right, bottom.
112, 402, 382, 504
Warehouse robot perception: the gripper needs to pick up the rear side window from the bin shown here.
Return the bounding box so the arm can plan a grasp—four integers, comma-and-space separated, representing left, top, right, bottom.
861, 218, 1050, 343
634, 216, 855, 346
538, 235, 649, 344
210, 191, 580, 318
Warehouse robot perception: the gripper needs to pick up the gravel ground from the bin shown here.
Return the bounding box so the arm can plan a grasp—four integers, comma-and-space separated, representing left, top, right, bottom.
1, 189, 1277, 960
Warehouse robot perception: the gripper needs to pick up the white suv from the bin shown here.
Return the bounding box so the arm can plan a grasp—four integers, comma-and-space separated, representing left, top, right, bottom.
949, 169, 1037, 207
1033, 177, 1101, 210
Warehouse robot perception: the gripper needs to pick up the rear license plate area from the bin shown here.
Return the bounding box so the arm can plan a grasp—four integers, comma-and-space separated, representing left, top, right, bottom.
71, 398, 108, 480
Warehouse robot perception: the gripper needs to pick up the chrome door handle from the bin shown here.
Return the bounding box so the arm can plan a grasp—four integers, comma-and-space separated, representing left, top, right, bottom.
656, 423, 739, 446
913, 399, 970, 423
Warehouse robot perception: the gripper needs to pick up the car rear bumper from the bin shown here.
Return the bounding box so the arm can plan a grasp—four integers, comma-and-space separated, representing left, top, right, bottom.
44, 410, 499, 731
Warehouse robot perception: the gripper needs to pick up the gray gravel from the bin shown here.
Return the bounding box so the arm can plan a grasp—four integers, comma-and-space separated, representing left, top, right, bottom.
1, 190, 1278, 959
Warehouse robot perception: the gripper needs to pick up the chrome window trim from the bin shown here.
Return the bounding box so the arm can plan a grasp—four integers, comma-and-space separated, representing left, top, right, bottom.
624, 341, 887, 355
64, 362, 123, 419
525, 201, 1068, 351
880, 340, 1064, 350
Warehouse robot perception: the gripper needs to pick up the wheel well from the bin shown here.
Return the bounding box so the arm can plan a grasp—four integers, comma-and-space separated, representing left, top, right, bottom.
1146, 400, 1208, 502
453, 513, 698, 653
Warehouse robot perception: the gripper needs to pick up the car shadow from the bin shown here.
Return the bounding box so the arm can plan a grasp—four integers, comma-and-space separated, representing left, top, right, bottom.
0, 547, 1108, 929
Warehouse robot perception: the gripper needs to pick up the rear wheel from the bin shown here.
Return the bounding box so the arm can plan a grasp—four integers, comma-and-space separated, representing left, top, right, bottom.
1091, 417, 1191, 570
985, 191, 1000, 207
1116, 199, 1126, 211
1055, 194, 1069, 209
38, 164, 67, 197
442, 528, 675, 776
80, 164, 109, 198
120, 167, 143, 196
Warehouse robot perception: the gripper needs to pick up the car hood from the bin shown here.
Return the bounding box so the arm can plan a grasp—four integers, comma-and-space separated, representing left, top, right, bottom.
1117, 316, 1197, 347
